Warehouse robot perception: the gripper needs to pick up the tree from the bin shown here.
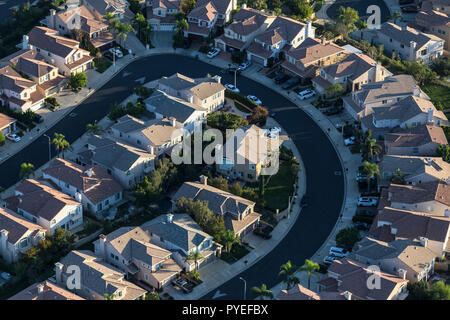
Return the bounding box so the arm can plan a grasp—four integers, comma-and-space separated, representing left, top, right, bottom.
117, 23, 135, 46
251, 284, 273, 300
299, 259, 320, 289
175, 17, 189, 35
390, 168, 405, 185
219, 230, 239, 253
104, 293, 115, 300
437, 144, 450, 163
430, 57, 450, 78
335, 6, 359, 38
144, 292, 160, 300
19, 162, 35, 179
389, 11, 402, 24
335, 227, 361, 251
52, 133, 71, 159
326, 83, 344, 98
206, 112, 245, 136
181, 0, 196, 13
134, 13, 146, 42
133, 86, 154, 100
0, 131, 5, 146
361, 161, 379, 193
408, 281, 450, 300
68, 72, 87, 91
185, 250, 203, 271
86, 120, 101, 134
251, 105, 269, 126
360, 130, 382, 162
279, 260, 299, 290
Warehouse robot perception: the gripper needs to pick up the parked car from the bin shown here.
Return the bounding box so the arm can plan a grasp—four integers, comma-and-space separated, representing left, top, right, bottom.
6, 133, 21, 142
298, 89, 316, 100
238, 61, 251, 70
329, 246, 350, 258
323, 256, 338, 265
108, 48, 123, 58
206, 47, 220, 58
300, 195, 309, 207
228, 67, 242, 75
323, 107, 343, 116
172, 279, 193, 293
225, 84, 240, 93
354, 221, 370, 231
247, 95, 262, 105
344, 136, 356, 146
357, 197, 378, 207
274, 73, 290, 84
281, 77, 301, 89
1, 272, 11, 281
183, 38, 192, 49
253, 227, 272, 239
33, 114, 43, 123
401, 5, 418, 13
355, 209, 376, 217
399, 0, 414, 5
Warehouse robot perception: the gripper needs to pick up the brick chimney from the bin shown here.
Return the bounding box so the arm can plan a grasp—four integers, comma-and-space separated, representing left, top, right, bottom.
199, 175, 208, 185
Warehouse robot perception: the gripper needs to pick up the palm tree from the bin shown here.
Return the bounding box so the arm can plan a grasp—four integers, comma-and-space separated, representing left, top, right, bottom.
117, 23, 135, 47
52, 133, 72, 159
185, 250, 203, 271
360, 130, 382, 162
220, 230, 239, 253
144, 291, 160, 300
251, 284, 273, 300
299, 259, 320, 289
104, 293, 115, 300
279, 260, 299, 290
357, 19, 367, 40
104, 12, 117, 25
19, 162, 35, 180
361, 161, 380, 193
86, 121, 101, 134
134, 13, 146, 41
336, 6, 359, 38
390, 11, 402, 24
175, 17, 188, 36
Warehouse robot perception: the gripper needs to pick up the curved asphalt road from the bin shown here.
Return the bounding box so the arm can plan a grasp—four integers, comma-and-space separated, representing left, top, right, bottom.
0, 54, 345, 299
327, 0, 391, 23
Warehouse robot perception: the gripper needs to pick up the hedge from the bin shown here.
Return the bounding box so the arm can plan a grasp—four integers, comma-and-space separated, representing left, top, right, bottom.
225, 90, 258, 110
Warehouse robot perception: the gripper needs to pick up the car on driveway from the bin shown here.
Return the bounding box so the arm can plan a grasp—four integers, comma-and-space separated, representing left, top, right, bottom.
33, 114, 44, 124
323, 256, 338, 265
109, 48, 123, 58
274, 73, 290, 84
6, 133, 21, 142
344, 136, 356, 146
206, 47, 220, 58
323, 107, 343, 116
358, 197, 378, 207
253, 226, 272, 239
281, 77, 301, 89
329, 246, 350, 258
354, 221, 370, 231
247, 95, 262, 105
1, 272, 11, 281
298, 89, 316, 100
225, 84, 240, 93
238, 61, 251, 70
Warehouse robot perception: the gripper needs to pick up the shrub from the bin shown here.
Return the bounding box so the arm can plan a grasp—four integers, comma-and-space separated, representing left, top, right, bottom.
199, 45, 211, 53
0, 131, 5, 146
335, 227, 361, 251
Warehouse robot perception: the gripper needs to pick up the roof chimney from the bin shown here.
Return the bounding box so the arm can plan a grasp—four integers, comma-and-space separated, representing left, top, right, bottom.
343, 291, 352, 300
170, 117, 176, 127
398, 269, 407, 280
419, 237, 428, 248
86, 168, 93, 177
166, 213, 174, 223
427, 108, 434, 124
445, 209, 450, 218
199, 175, 208, 185
426, 158, 432, 165
37, 283, 44, 295
22, 35, 29, 50
242, 3, 247, 9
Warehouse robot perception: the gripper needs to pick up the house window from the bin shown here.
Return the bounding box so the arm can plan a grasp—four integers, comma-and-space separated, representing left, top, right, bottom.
115, 193, 121, 200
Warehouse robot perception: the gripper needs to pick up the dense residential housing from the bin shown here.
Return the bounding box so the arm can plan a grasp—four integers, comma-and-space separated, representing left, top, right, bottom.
76, 135, 155, 188
56, 250, 147, 300
276, 284, 350, 300
9, 281, 85, 300
247, 17, 315, 66
0, 207, 46, 264
415, 3, 450, 51
43, 158, 124, 215
384, 124, 448, 156
0, 113, 17, 136
93, 227, 182, 289
312, 53, 391, 95
24, 26, 94, 76
2, 179, 84, 235
146, 0, 182, 31
359, 22, 444, 64
173, 176, 261, 237
142, 213, 221, 271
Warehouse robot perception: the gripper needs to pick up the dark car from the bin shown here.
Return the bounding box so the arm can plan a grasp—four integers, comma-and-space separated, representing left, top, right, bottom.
399, 0, 414, 5
33, 114, 43, 123
354, 222, 370, 231
183, 39, 192, 49
401, 5, 418, 13
300, 195, 309, 207
228, 67, 241, 75
274, 73, 290, 84
253, 227, 272, 239
281, 77, 301, 89
323, 107, 343, 116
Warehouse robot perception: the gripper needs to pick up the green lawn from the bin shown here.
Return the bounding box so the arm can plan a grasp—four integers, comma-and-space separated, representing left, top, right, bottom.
422, 83, 450, 108
94, 57, 112, 73
220, 244, 250, 264
264, 162, 296, 211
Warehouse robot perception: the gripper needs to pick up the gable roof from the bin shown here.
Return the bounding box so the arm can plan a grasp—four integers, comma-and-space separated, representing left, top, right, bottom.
322, 53, 377, 80
43, 158, 123, 205
227, 8, 273, 35
255, 16, 307, 45
385, 124, 448, 149
0, 66, 35, 94
9, 281, 84, 300
380, 155, 450, 181
287, 37, 347, 65
0, 207, 45, 244
0, 113, 17, 131
378, 22, 443, 48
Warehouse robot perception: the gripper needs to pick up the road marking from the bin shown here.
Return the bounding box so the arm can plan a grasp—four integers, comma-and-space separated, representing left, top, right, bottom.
134, 76, 146, 84
212, 290, 227, 299
122, 71, 132, 77
334, 171, 342, 176
69, 112, 77, 117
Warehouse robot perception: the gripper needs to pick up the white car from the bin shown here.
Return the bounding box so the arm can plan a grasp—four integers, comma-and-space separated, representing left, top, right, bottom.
206, 48, 220, 58
247, 95, 262, 105
358, 197, 378, 207
225, 84, 240, 93
323, 256, 338, 265
6, 133, 21, 142
344, 136, 356, 146
329, 247, 350, 258
238, 61, 251, 70
298, 89, 316, 100
1, 272, 11, 281
108, 48, 123, 58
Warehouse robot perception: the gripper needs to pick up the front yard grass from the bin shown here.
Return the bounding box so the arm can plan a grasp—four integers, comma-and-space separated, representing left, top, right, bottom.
220, 244, 250, 264
263, 162, 296, 211
422, 83, 450, 108
94, 57, 112, 73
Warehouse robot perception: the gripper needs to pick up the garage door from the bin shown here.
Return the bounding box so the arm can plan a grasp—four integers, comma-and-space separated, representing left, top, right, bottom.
249, 54, 266, 66
216, 41, 226, 51
159, 24, 176, 31
30, 100, 45, 112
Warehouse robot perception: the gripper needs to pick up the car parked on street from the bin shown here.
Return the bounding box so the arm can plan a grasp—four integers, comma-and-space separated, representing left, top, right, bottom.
238, 61, 251, 70
207, 47, 220, 58
357, 197, 378, 207
225, 84, 240, 93
6, 133, 21, 142
298, 89, 316, 100
323, 256, 338, 265
247, 95, 262, 105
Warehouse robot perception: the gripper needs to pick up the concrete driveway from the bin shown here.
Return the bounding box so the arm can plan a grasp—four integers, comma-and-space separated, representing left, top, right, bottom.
150, 31, 175, 48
